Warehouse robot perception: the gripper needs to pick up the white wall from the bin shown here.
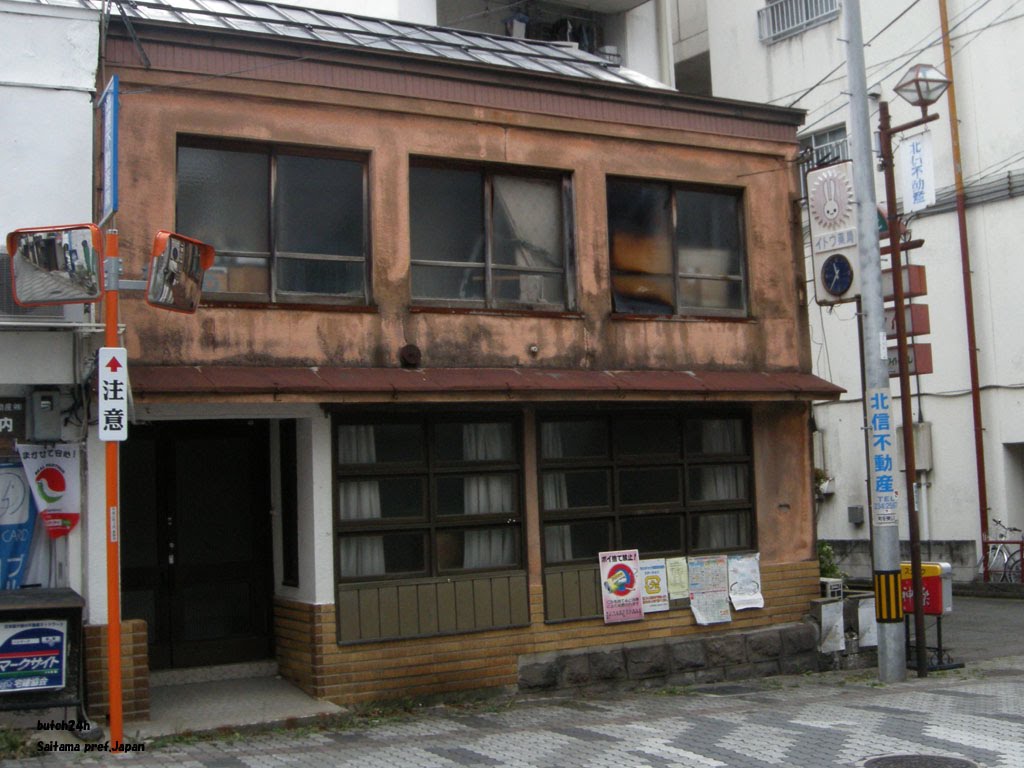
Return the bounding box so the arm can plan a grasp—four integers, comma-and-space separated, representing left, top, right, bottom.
0, 1, 98, 239
1, 1, 102, 609
704, 0, 1024, 572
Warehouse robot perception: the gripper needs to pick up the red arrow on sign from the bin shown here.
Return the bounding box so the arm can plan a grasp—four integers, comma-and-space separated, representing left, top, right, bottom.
106, 357, 123, 372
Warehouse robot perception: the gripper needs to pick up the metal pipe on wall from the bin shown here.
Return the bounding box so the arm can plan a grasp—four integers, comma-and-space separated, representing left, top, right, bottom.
938, 0, 989, 555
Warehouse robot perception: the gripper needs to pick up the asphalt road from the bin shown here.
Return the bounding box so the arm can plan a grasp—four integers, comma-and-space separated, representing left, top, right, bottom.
930, 594, 1024, 662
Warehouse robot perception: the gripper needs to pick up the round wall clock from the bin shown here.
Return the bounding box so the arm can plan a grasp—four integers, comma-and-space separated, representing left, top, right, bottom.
821, 253, 854, 296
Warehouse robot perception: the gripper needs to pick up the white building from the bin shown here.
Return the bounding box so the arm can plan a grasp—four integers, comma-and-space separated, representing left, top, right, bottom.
0, 0, 104, 600
675, 0, 1024, 581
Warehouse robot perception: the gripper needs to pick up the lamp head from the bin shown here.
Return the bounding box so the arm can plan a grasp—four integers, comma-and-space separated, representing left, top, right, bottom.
894, 63, 950, 113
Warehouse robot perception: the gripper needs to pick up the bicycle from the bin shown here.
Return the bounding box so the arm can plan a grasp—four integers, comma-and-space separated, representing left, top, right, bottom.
983, 518, 1023, 583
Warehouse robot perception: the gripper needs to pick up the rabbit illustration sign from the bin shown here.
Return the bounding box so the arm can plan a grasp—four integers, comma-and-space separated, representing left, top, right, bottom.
806, 161, 860, 305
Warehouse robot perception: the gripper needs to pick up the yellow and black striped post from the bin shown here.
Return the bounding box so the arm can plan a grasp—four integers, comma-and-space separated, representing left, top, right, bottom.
874, 570, 904, 622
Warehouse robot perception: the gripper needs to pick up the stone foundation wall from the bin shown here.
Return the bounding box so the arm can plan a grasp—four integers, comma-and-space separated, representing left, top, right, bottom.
273, 561, 824, 705
517, 621, 821, 692
83, 620, 150, 722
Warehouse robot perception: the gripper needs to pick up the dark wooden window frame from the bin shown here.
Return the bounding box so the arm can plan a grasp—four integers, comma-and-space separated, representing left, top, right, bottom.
176, 135, 371, 307
537, 409, 756, 566
332, 414, 526, 583
409, 157, 577, 312
607, 175, 749, 318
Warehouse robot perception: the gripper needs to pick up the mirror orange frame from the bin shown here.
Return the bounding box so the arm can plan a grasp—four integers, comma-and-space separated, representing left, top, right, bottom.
145, 230, 216, 314
6, 223, 104, 305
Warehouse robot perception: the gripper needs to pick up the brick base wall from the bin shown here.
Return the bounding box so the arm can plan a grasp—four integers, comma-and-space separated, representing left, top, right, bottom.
275, 560, 821, 706
83, 620, 150, 722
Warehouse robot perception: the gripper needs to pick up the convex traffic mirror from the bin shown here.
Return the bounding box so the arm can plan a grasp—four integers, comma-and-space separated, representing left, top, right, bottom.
6, 224, 103, 305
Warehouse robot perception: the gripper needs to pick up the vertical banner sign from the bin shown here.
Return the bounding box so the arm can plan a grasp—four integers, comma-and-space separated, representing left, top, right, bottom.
98, 75, 119, 227
0, 464, 36, 588
0, 620, 67, 692
15, 445, 80, 539
900, 130, 935, 213
98, 347, 129, 442
866, 387, 899, 526
599, 549, 643, 623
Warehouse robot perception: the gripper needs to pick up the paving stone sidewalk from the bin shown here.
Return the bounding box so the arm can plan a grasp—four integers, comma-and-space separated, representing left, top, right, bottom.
6, 656, 1023, 768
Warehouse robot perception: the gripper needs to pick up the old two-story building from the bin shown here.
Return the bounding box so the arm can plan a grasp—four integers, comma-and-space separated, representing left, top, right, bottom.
72, 0, 841, 713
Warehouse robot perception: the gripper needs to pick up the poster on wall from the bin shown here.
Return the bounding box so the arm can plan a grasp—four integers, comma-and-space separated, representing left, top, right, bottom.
666, 556, 689, 600
599, 549, 643, 624
727, 552, 764, 610
15, 444, 81, 539
0, 620, 67, 693
639, 558, 669, 613
688, 554, 731, 625
0, 463, 37, 589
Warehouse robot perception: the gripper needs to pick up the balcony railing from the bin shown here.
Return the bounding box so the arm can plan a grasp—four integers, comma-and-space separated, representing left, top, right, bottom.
758, 0, 839, 44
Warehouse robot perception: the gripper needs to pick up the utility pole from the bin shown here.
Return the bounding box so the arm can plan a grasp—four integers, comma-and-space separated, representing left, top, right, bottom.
843, 0, 906, 682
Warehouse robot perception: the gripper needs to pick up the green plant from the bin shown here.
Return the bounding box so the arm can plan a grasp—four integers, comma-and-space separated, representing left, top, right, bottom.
817, 540, 844, 580
0, 727, 33, 760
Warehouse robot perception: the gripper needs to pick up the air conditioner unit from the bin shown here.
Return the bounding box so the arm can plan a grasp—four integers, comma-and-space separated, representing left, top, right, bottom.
820, 577, 843, 599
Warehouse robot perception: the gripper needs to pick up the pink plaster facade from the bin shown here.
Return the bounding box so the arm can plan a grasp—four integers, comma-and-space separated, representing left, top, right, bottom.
90, 18, 838, 703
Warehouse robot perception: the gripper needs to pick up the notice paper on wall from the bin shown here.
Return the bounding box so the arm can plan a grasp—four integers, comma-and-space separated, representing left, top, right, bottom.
688, 554, 731, 625
665, 556, 689, 600
727, 552, 764, 610
639, 558, 669, 613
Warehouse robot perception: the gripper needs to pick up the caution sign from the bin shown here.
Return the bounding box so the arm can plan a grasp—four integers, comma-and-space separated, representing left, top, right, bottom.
874, 570, 904, 623
98, 347, 129, 442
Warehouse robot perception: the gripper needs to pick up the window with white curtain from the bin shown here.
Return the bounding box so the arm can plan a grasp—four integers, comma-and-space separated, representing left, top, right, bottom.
334, 418, 522, 580
409, 162, 575, 310
539, 412, 752, 564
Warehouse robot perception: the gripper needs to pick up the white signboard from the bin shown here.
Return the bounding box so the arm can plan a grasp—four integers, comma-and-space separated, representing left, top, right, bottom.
806, 161, 861, 305
639, 559, 669, 613
866, 387, 898, 526
900, 130, 935, 213
98, 347, 129, 442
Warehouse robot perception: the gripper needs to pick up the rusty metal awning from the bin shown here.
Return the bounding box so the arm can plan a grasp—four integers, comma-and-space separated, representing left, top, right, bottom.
128, 366, 843, 404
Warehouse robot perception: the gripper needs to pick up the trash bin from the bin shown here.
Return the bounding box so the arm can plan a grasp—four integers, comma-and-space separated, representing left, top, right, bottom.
900, 561, 952, 615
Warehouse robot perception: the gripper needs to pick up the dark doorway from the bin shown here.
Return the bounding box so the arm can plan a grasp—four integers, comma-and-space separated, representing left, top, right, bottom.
121, 420, 273, 669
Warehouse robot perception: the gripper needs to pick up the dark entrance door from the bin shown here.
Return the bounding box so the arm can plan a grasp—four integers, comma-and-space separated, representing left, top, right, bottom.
121, 420, 273, 669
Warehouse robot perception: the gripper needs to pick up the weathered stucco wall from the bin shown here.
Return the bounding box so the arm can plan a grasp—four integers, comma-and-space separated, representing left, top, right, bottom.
107, 47, 808, 374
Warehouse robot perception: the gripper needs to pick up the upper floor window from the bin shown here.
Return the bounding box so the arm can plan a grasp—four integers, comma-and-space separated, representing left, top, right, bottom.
757, 0, 839, 44
607, 178, 747, 317
176, 140, 368, 305
409, 162, 575, 310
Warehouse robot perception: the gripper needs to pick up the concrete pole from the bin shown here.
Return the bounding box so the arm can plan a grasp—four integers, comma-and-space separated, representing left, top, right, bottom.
843, 0, 907, 683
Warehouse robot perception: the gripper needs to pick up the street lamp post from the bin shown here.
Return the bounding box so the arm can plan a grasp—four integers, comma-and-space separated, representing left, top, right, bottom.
877, 63, 949, 677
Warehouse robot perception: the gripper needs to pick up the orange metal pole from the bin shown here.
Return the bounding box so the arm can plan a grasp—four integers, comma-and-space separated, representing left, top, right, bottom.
103, 230, 123, 747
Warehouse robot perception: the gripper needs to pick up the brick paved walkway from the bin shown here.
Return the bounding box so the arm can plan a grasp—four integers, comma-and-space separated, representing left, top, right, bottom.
6, 656, 1022, 768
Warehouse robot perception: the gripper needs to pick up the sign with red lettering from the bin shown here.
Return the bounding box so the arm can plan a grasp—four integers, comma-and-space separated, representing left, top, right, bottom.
98, 348, 129, 442
599, 549, 643, 623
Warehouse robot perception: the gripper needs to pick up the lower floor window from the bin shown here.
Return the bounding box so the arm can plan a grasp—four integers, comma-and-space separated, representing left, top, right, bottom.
334, 418, 523, 580
539, 411, 753, 564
